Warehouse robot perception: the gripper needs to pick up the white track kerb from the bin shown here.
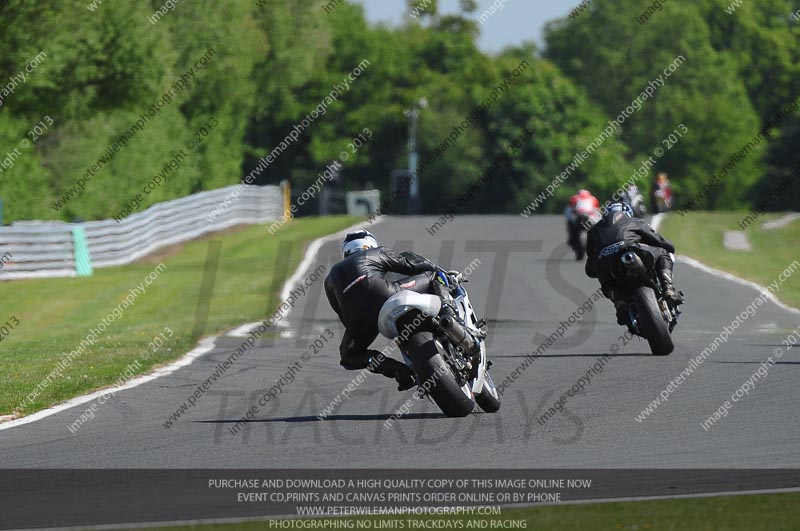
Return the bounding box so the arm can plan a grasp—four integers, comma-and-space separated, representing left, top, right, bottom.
0, 219, 381, 431
651, 213, 800, 315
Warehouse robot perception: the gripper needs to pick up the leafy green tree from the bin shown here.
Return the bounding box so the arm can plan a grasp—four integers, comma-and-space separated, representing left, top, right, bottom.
482, 50, 635, 213
165, 0, 266, 191
1, 0, 795, 222
0, 110, 53, 221
544, 0, 764, 210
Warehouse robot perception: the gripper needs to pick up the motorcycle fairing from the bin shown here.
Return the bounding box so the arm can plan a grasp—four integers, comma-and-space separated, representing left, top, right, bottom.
378, 291, 441, 339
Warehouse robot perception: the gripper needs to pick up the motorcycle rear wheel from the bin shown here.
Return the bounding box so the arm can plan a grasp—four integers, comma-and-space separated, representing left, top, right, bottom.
407, 332, 475, 417
633, 286, 674, 355
577, 231, 587, 260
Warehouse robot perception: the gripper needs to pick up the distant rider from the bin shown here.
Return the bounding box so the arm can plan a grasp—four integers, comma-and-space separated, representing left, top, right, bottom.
324, 230, 458, 391
622, 184, 647, 218
565, 189, 601, 257
585, 203, 684, 324
651, 172, 673, 213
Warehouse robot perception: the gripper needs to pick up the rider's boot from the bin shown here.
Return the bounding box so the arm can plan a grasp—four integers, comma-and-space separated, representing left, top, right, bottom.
656, 257, 684, 305
614, 299, 628, 326
368, 356, 416, 391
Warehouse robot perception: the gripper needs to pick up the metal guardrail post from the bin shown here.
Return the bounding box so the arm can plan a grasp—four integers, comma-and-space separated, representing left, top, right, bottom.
72, 227, 93, 277
281, 180, 292, 221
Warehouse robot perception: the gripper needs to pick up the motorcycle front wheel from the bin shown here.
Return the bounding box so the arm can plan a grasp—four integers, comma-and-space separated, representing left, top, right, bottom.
475, 370, 501, 413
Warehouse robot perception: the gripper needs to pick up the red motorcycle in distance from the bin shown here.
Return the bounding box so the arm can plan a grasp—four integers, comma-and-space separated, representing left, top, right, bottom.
651, 173, 673, 213
566, 190, 602, 261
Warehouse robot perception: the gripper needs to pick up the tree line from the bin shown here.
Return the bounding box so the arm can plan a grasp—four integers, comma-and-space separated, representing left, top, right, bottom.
0, 0, 797, 222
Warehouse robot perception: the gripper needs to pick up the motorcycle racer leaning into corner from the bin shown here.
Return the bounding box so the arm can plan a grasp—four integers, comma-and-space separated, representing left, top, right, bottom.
585, 203, 685, 325
324, 230, 464, 391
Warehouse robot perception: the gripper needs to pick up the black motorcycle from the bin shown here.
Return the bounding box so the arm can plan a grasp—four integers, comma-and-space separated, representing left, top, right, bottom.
607, 245, 681, 355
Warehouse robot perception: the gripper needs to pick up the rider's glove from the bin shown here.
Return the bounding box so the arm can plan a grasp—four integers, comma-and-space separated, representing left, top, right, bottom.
446, 270, 464, 285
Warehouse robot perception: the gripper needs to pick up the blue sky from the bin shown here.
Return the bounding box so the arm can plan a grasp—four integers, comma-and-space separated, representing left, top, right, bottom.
352, 0, 586, 52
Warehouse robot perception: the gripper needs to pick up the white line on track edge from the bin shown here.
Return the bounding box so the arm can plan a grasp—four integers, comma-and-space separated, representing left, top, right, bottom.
0, 336, 217, 432
651, 213, 799, 316
0, 217, 383, 431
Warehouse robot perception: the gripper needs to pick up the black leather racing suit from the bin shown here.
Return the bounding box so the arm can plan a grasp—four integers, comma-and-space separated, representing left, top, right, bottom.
324, 247, 439, 370
585, 216, 676, 301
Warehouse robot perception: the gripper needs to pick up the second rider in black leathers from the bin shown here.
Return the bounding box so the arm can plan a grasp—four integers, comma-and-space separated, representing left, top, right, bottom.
585, 203, 684, 324
324, 230, 451, 391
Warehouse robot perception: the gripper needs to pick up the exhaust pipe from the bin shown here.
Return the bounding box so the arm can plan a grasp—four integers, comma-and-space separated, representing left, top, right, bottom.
621, 251, 638, 266
621, 251, 646, 276
439, 316, 477, 354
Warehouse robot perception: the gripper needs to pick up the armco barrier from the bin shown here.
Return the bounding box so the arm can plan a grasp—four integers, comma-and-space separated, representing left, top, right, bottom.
0, 185, 281, 280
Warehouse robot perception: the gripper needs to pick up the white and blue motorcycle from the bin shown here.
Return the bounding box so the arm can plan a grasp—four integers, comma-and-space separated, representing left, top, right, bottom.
377, 270, 501, 417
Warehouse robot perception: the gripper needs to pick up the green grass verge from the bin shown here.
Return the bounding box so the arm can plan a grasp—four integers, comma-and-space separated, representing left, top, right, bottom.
0, 216, 359, 417
131, 492, 800, 531
661, 212, 800, 309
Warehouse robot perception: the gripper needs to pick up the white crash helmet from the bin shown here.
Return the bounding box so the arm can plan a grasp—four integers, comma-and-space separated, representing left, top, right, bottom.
342, 229, 379, 258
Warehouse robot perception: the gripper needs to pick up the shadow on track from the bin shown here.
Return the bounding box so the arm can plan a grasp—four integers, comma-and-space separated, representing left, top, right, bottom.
492, 353, 653, 358
710, 360, 800, 365
196, 412, 451, 424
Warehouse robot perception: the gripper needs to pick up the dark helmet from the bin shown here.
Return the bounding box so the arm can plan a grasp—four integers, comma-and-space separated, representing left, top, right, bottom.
605, 202, 633, 224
